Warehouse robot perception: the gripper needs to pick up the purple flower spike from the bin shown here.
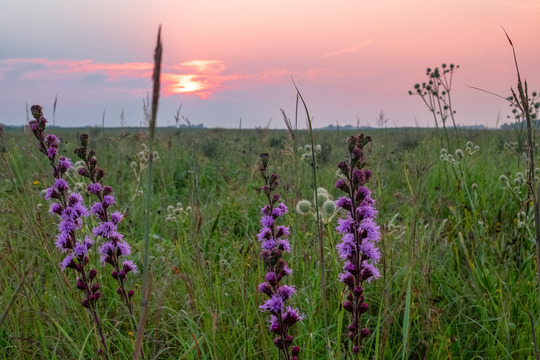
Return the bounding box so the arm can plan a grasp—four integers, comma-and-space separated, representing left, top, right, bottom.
256, 154, 303, 359
334, 134, 380, 355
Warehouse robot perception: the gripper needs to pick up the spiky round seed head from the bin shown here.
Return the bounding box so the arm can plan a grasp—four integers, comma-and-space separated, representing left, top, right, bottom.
455, 149, 464, 159
316, 187, 329, 203
296, 200, 312, 215
322, 200, 336, 216
500, 175, 508, 183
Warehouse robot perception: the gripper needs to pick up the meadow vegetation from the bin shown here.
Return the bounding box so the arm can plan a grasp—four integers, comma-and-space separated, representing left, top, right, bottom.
1, 120, 540, 359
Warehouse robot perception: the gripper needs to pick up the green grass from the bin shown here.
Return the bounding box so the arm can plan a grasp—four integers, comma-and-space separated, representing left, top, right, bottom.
1, 125, 540, 359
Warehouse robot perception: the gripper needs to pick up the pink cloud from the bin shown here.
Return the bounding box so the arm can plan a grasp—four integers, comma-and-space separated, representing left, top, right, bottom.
322, 41, 372, 58
0, 57, 364, 100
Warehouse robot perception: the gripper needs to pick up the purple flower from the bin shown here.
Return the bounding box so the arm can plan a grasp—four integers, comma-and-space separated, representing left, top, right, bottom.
336, 233, 355, 260
44, 187, 55, 200
261, 239, 276, 250
260, 215, 274, 227
99, 241, 115, 256
360, 219, 380, 242
53, 178, 68, 192
73, 242, 88, 257
116, 241, 131, 256
68, 192, 83, 206
109, 231, 124, 242
103, 194, 115, 207
83, 236, 94, 249
275, 225, 289, 238
257, 227, 272, 241
59, 219, 78, 234
277, 239, 291, 252
45, 134, 60, 147
90, 201, 104, 216
60, 254, 75, 271
272, 203, 288, 217
265, 272, 277, 283
336, 196, 352, 210
360, 241, 381, 263
61, 207, 78, 221
123, 260, 138, 274
110, 210, 123, 224
336, 217, 355, 234
361, 261, 381, 282
49, 203, 62, 215
281, 265, 293, 276
55, 232, 70, 252
72, 202, 89, 218
356, 204, 377, 220
87, 182, 102, 194
260, 294, 284, 314
268, 315, 280, 332
47, 146, 58, 160
58, 156, 72, 171
282, 306, 305, 326
277, 285, 295, 300
93, 221, 117, 238
258, 282, 273, 296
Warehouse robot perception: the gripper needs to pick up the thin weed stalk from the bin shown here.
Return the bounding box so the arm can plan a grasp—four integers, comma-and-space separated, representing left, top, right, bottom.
293, 80, 330, 356
133, 25, 162, 360
503, 29, 540, 305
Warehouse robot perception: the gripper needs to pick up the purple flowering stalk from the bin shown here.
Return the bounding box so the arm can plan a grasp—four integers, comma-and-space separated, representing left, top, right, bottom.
73, 133, 142, 346
334, 134, 381, 356
28, 105, 109, 359
256, 153, 303, 360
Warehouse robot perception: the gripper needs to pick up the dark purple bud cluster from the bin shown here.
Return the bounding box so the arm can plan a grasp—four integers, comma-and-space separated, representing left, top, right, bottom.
256, 153, 303, 360
335, 134, 381, 355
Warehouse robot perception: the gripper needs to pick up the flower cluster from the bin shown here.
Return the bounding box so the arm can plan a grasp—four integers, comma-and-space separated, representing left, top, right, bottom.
334, 134, 381, 355
256, 153, 303, 360
73, 134, 139, 322
296, 187, 338, 225
28, 105, 108, 357
298, 143, 321, 163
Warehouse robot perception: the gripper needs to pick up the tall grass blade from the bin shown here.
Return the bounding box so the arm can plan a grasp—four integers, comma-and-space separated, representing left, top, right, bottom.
0, 257, 33, 326
292, 78, 329, 356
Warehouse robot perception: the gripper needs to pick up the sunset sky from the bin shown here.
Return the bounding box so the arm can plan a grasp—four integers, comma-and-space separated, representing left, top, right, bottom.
1, 0, 539, 129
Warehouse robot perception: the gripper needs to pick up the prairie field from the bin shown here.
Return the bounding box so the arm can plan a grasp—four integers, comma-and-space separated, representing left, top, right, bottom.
1, 124, 540, 359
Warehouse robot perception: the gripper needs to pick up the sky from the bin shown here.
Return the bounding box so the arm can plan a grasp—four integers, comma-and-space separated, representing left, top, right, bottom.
1, 0, 540, 129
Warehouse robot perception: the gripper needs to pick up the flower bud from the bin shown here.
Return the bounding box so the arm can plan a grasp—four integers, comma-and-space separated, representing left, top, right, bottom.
128, 289, 134, 298
76, 278, 85, 290
360, 328, 369, 338
359, 302, 369, 313
79, 134, 89, 147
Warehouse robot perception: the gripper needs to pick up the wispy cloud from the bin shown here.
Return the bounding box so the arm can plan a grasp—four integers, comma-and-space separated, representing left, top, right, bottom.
0, 57, 366, 100
322, 41, 372, 58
